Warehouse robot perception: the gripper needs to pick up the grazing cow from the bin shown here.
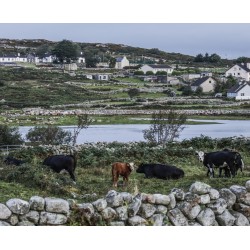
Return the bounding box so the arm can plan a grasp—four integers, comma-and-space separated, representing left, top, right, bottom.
195, 150, 244, 178
136, 163, 184, 180
43, 154, 77, 182
4, 156, 25, 166
111, 162, 135, 187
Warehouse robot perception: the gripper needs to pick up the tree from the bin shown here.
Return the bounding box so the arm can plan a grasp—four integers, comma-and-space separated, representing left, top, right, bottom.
85, 56, 99, 68
0, 125, 24, 145
143, 110, 187, 145
146, 71, 154, 75
71, 114, 92, 146
182, 86, 193, 96
109, 57, 116, 68
52, 40, 80, 63
194, 54, 204, 62
26, 126, 72, 145
195, 86, 203, 96
133, 71, 144, 75
209, 53, 221, 63
127, 88, 140, 99
36, 44, 53, 58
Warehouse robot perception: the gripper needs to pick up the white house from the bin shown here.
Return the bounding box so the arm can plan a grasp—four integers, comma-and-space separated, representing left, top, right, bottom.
191, 76, 217, 93
227, 82, 250, 100
0, 53, 27, 63
225, 63, 250, 81
94, 74, 111, 81
139, 64, 173, 75
115, 56, 129, 69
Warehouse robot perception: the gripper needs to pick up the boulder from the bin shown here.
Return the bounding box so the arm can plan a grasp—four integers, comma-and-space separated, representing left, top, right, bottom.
0, 204, 12, 220
200, 194, 210, 205
139, 204, 156, 218
128, 216, 147, 226
29, 196, 45, 211
45, 198, 70, 215
209, 188, 220, 200
153, 194, 170, 205
92, 199, 107, 212
106, 190, 123, 207
128, 194, 142, 217
245, 180, 250, 192
196, 208, 216, 226
101, 207, 117, 221
177, 201, 201, 220
207, 198, 227, 215
149, 214, 165, 226
116, 206, 128, 221
6, 198, 30, 215
189, 181, 211, 195
168, 208, 188, 226
216, 209, 236, 226
230, 211, 249, 226
229, 185, 247, 201
219, 188, 236, 208
40, 212, 68, 225
171, 188, 185, 201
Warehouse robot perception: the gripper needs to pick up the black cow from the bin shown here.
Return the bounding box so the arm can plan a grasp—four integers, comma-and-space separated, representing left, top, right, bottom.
4, 156, 25, 166
195, 150, 244, 178
136, 163, 184, 180
43, 154, 77, 182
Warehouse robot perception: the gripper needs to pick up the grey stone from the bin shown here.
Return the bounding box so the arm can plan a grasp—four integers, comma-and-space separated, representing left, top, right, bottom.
7, 215, 19, 225
230, 211, 249, 226
207, 198, 227, 215
216, 209, 236, 226
239, 193, 250, 206
109, 221, 125, 226
209, 188, 220, 200
139, 203, 156, 218
29, 196, 45, 211
92, 198, 107, 212
128, 216, 147, 226
19, 210, 40, 224
0, 221, 11, 226
120, 192, 133, 203
219, 188, 236, 208
188, 221, 202, 226
0, 204, 12, 220
17, 221, 35, 226
6, 198, 30, 215
77, 203, 95, 223
171, 188, 185, 201
233, 203, 250, 218
184, 192, 201, 206
141, 193, 156, 204
106, 190, 123, 207
40, 212, 68, 225
116, 206, 128, 221
229, 185, 247, 200
45, 197, 70, 215
189, 181, 211, 194
149, 214, 165, 226
245, 180, 250, 192
196, 208, 216, 226
153, 194, 170, 205
178, 201, 201, 220
156, 205, 168, 214
168, 193, 176, 209
128, 194, 142, 217
168, 208, 188, 226
200, 194, 210, 204
101, 207, 117, 221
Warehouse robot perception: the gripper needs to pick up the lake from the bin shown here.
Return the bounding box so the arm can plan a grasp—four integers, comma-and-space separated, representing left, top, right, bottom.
19, 120, 250, 144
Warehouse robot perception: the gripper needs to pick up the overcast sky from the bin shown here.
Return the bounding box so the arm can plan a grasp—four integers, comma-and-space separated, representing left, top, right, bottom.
1, 23, 250, 59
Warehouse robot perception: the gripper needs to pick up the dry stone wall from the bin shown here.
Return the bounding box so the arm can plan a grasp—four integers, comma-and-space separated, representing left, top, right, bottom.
1, 180, 250, 226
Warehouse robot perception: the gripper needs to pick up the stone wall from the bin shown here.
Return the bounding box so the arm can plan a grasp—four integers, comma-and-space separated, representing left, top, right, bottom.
1, 180, 250, 226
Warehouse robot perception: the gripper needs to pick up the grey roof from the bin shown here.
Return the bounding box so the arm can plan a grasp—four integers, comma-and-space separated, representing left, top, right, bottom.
147, 64, 172, 69
192, 76, 211, 87
116, 57, 124, 62
237, 63, 250, 72
227, 82, 249, 93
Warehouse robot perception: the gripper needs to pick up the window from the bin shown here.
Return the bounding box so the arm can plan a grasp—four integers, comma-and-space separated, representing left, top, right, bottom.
238, 73, 240, 75
241, 93, 245, 96
209, 81, 211, 83
239, 68, 241, 70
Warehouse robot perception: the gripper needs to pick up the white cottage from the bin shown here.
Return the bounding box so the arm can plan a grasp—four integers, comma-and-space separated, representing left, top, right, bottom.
139, 64, 173, 75
225, 63, 250, 81
191, 76, 216, 93
227, 82, 250, 100
115, 56, 129, 69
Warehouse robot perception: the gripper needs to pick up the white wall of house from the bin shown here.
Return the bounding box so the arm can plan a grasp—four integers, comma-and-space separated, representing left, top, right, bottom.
192, 77, 216, 92
228, 84, 250, 100
115, 56, 129, 69
225, 65, 250, 81
95, 74, 110, 81
78, 57, 85, 63
140, 65, 173, 74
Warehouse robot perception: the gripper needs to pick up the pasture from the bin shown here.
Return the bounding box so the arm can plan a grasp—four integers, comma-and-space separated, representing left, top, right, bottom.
1, 137, 250, 204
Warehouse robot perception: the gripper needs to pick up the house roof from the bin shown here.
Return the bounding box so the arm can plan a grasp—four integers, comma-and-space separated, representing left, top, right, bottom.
192, 76, 212, 86
116, 57, 125, 62
147, 64, 172, 69
227, 82, 249, 93
237, 63, 250, 72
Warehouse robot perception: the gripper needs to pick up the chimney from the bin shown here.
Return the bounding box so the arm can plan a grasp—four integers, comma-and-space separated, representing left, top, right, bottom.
246, 63, 250, 69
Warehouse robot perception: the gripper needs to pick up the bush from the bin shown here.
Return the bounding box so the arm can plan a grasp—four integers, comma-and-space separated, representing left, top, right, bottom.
0, 125, 24, 145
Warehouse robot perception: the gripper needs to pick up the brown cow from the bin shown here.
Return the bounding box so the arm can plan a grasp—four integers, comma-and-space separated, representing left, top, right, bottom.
111, 162, 135, 187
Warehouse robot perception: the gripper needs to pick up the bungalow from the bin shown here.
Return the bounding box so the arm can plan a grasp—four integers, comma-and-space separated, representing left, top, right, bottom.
191, 76, 216, 93
225, 63, 250, 81
227, 81, 250, 100
140, 64, 173, 75
115, 56, 129, 69
94, 74, 111, 81
0, 53, 27, 63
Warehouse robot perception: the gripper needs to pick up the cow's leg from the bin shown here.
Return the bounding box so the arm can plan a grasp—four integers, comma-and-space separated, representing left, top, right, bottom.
123, 176, 128, 186
207, 164, 214, 178
69, 170, 76, 182
113, 174, 119, 187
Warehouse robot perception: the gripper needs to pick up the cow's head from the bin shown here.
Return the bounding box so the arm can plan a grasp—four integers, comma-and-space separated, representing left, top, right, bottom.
128, 162, 135, 171
195, 151, 205, 162
234, 153, 244, 172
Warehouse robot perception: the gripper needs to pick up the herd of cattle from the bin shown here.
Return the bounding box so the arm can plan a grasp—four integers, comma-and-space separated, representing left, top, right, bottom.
1, 148, 245, 187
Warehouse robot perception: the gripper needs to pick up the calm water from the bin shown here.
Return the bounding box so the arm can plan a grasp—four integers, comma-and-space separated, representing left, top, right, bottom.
19, 120, 250, 144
